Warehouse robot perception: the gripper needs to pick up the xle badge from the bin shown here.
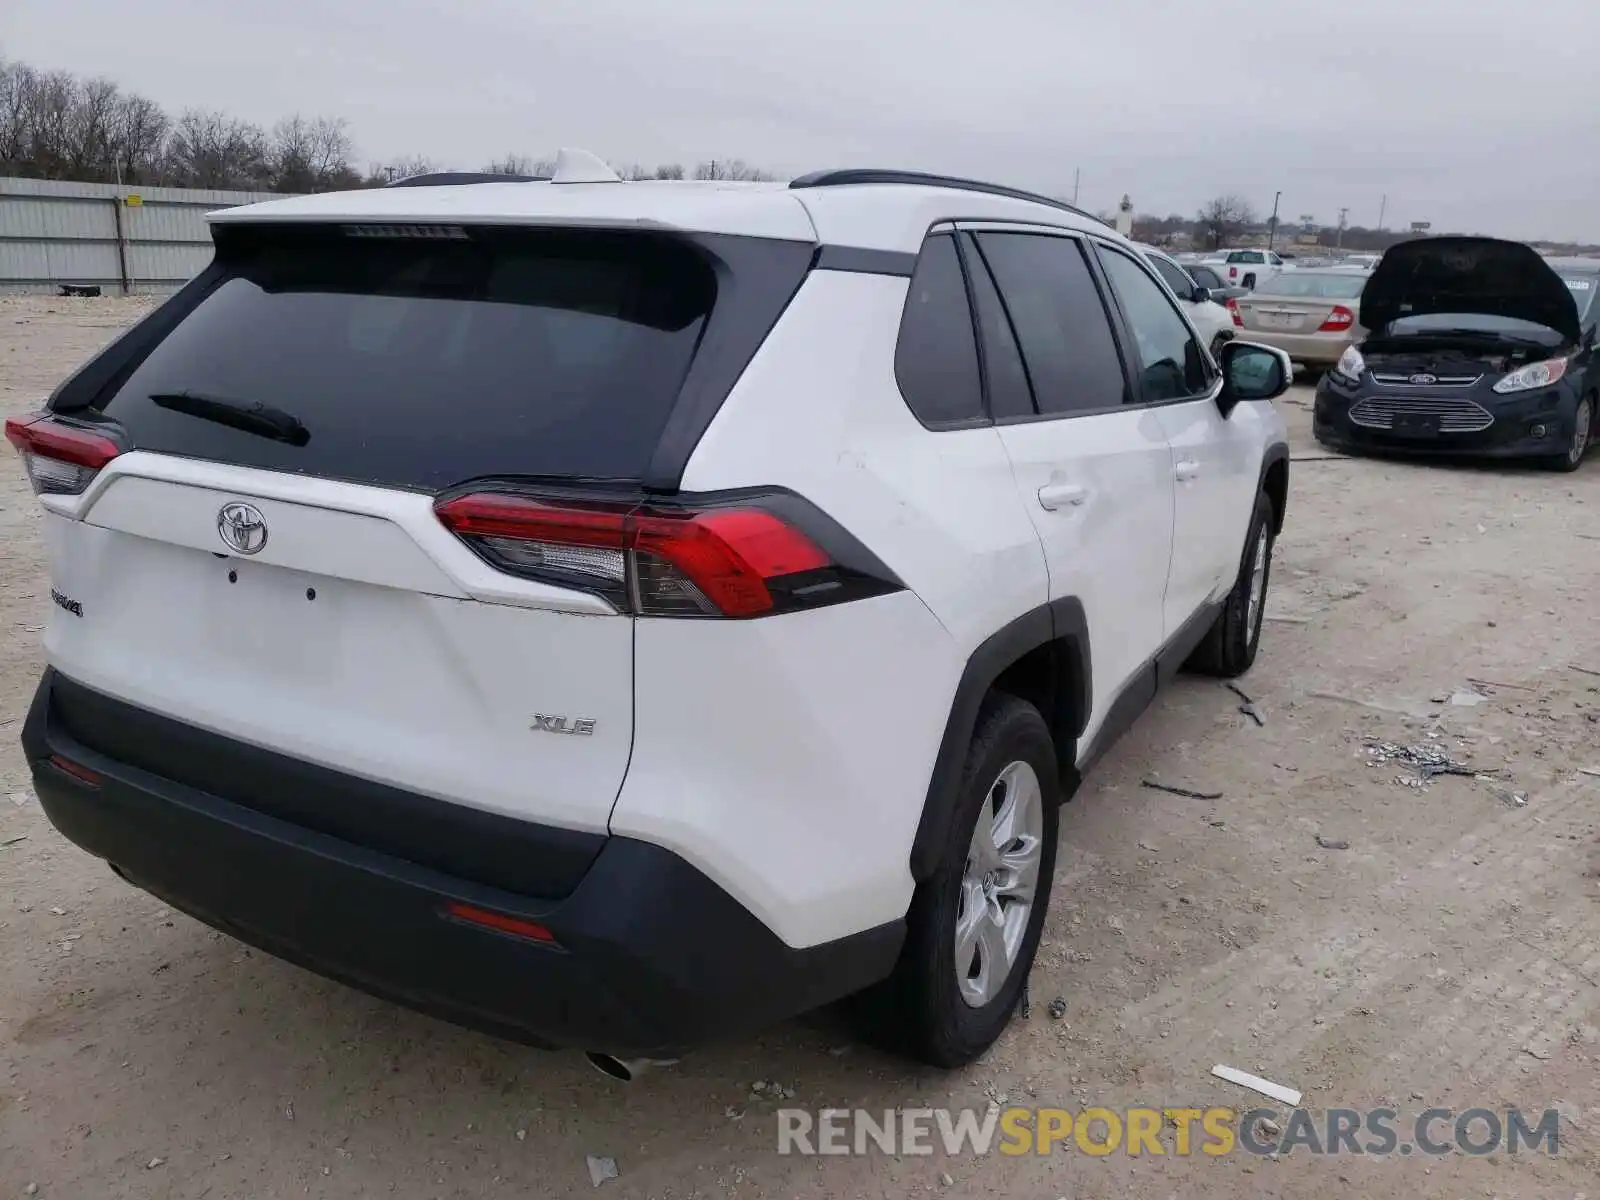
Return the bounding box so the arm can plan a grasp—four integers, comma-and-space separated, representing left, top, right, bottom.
531, 714, 597, 736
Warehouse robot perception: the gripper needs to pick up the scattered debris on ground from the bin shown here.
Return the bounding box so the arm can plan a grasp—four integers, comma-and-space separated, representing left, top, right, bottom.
1364, 740, 1484, 788
1315, 836, 1351, 850
586, 1155, 619, 1187
1226, 682, 1266, 726
1142, 779, 1223, 801
1048, 997, 1067, 1020
1211, 1064, 1302, 1106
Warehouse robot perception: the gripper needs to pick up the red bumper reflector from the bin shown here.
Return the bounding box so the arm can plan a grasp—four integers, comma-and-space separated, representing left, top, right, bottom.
442, 901, 558, 944
48, 753, 104, 787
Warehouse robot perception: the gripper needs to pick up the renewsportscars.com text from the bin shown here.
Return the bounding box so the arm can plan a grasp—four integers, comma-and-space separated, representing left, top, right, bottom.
776, 1106, 1561, 1158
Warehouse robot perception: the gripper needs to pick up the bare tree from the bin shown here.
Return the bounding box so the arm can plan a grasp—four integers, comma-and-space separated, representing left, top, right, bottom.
270, 114, 354, 191
482, 153, 554, 176
693, 158, 775, 182
365, 155, 438, 186
1196, 194, 1257, 249
167, 108, 269, 189
0, 60, 33, 169
652, 163, 685, 180
24, 70, 79, 178
64, 77, 121, 180
110, 92, 169, 185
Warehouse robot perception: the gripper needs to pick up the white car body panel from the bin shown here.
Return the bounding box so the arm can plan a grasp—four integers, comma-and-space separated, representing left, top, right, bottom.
47, 457, 634, 834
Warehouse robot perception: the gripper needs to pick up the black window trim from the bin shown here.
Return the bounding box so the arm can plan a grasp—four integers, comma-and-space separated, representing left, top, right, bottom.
1086, 236, 1222, 410
891, 228, 991, 433
953, 220, 1198, 427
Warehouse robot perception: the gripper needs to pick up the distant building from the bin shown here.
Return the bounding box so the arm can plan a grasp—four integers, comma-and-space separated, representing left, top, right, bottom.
1114, 194, 1134, 238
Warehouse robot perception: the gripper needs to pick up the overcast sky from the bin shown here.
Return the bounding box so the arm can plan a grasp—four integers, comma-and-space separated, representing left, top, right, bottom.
11, 0, 1600, 241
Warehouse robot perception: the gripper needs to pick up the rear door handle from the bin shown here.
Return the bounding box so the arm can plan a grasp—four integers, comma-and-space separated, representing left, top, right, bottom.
1174, 459, 1201, 481
1037, 483, 1087, 510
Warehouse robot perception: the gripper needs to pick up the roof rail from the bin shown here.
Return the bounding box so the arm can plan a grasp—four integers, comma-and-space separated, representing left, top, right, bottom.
386, 171, 547, 188
789, 169, 1100, 223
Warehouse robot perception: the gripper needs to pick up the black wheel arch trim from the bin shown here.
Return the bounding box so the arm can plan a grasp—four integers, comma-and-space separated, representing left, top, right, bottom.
1258, 440, 1290, 534
908, 597, 1090, 881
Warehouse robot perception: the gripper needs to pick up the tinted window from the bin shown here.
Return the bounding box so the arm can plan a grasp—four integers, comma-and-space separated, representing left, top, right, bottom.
1146, 254, 1196, 297
960, 233, 1034, 420
975, 233, 1127, 416
94, 225, 715, 490
1191, 266, 1224, 289
895, 235, 983, 425
1098, 247, 1211, 402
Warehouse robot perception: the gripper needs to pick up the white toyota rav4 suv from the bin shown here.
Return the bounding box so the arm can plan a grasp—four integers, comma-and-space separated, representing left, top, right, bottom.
9, 153, 1292, 1071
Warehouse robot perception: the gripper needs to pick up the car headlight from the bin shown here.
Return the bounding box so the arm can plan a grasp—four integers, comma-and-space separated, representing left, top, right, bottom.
1492, 357, 1570, 394
1332, 345, 1365, 382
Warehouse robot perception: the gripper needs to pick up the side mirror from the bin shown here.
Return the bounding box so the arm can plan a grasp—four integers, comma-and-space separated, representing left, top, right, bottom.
1216, 340, 1293, 417
1191, 285, 1212, 304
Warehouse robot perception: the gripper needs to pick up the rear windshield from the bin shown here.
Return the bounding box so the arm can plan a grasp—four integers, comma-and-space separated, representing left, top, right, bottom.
1254, 272, 1366, 299
87, 225, 716, 490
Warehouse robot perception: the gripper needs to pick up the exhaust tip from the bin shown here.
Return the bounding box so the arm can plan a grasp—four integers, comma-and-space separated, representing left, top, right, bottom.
585, 1052, 636, 1082
584, 1052, 680, 1083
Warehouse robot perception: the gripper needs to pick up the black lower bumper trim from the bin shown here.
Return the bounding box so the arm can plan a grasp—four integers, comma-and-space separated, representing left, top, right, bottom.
22, 669, 904, 1056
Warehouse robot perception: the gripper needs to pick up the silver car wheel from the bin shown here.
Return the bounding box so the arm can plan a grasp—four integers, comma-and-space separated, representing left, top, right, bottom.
955, 759, 1044, 1008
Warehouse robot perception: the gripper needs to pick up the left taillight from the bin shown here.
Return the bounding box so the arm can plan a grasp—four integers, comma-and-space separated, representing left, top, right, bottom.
4, 414, 122, 496
435, 489, 901, 619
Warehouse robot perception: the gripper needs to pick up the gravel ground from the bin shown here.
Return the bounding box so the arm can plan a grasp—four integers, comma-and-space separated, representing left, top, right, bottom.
2, 294, 1598, 1198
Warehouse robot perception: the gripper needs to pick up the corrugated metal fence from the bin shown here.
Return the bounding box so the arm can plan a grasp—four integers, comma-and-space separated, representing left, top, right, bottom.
0, 177, 289, 295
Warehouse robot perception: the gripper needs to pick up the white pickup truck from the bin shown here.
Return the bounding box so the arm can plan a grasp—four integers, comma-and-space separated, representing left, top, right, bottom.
1210, 248, 1289, 291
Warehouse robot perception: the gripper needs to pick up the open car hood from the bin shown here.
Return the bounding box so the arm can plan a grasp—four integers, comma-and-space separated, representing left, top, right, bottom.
1361, 237, 1581, 344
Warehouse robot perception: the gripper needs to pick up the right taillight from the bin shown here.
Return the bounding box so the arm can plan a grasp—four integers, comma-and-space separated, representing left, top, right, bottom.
1319, 305, 1356, 332
435, 489, 900, 619
1226, 298, 1244, 327
5, 413, 123, 496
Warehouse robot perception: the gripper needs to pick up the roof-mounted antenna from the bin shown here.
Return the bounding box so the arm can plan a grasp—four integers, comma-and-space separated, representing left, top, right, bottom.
550, 148, 622, 185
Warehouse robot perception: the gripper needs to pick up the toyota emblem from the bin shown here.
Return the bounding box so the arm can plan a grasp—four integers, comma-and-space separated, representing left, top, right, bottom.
217, 502, 268, 555
1408, 373, 1438, 386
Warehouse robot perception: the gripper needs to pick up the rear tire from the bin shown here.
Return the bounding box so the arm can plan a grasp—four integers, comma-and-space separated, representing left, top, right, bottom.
1546, 395, 1592, 472
874, 695, 1060, 1068
1187, 491, 1276, 678
1242, 272, 1257, 289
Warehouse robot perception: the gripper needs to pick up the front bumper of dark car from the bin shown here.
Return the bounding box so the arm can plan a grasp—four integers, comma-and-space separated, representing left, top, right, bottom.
1313, 374, 1580, 459
21, 668, 903, 1058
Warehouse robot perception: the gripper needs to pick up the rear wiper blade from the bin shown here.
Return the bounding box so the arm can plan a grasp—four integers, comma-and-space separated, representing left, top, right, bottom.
149, 391, 310, 447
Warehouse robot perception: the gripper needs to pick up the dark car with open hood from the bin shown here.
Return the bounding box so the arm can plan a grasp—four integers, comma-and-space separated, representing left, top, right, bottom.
1313, 238, 1597, 471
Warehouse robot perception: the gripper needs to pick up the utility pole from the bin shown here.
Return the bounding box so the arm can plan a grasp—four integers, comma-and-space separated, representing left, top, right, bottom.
1377, 193, 1387, 231
1266, 190, 1282, 251
1072, 168, 1080, 206
1336, 207, 1349, 249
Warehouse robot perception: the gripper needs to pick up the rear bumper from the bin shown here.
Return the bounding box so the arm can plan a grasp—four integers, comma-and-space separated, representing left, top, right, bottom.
22, 669, 903, 1057
1241, 329, 1353, 366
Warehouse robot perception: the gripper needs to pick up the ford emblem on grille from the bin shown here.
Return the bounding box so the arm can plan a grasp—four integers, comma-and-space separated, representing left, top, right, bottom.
217, 502, 268, 555
1408, 373, 1438, 386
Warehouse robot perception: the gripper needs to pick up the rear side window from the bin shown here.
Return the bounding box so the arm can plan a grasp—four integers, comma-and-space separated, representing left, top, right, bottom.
1191, 266, 1223, 289
1146, 254, 1196, 297
85, 225, 717, 490
973, 232, 1128, 416
894, 234, 983, 425
960, 233, 1035, 421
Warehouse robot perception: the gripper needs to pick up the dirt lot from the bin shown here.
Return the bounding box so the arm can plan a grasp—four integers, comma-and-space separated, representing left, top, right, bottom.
2, 294, 1598, 1198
